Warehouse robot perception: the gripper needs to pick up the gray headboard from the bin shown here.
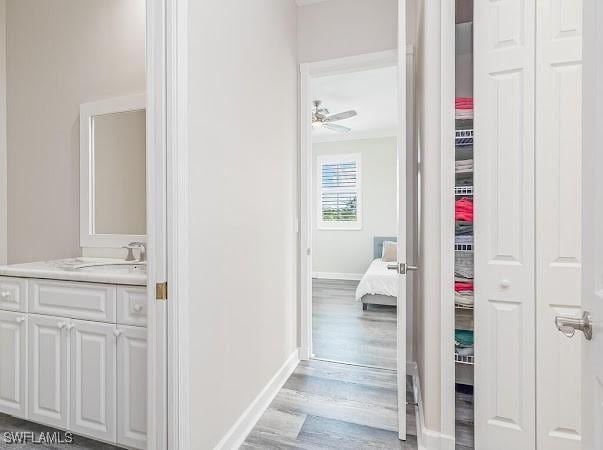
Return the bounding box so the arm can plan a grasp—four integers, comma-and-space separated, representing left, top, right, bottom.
373, 236, 397, 259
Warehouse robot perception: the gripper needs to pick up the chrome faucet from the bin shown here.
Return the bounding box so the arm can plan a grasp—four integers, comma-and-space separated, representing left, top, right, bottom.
123, 242, 147, 262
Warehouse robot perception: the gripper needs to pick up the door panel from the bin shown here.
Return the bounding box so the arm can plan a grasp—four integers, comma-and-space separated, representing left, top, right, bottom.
535, 0, 583, 448
28, 314, 69, 429
117, 325, 147, 449
69, 319, 116, 442
474, 0, 536, 448
0, 311, 26, 417
581, 0, 603, 447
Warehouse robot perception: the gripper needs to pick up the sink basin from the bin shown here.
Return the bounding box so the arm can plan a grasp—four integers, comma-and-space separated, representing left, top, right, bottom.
54, 258, 147, 273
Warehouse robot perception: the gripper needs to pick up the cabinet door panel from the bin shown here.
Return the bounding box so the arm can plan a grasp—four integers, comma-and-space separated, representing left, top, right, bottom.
117, 325, 147, 449
28, 314, 68, 428
0, 311, 26, 417
70, 320, 116, 443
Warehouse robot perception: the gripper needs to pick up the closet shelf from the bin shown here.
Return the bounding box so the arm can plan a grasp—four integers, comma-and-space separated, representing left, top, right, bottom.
455, 243, 473, 252
455, 353, 475, 365
455, 303, 474, 311
455, 129, 474, 146
455, 186, 473, 195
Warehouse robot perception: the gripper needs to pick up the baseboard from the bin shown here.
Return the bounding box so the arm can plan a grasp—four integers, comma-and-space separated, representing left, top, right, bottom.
410, 362, 455, 450
312, 272, 363, 281
214, 349, 300, 450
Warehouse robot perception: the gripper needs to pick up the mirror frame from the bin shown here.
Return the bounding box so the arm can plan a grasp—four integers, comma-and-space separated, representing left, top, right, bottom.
80, 94, 147, 248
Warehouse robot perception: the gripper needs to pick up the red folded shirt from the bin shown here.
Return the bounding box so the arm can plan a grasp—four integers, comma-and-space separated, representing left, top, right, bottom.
455, 281, 474, 292
455, 96, 473, 110
455, 197, 473, 222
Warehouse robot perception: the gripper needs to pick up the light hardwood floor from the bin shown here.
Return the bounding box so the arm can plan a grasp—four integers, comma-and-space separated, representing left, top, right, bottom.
242, 359, 418, 449
312, 279, 397, 369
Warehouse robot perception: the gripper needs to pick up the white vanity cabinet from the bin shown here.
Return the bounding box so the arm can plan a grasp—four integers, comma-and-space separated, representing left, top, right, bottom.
28, 314, 70, 429
0, 310, 27, 418
0, 276, 147, 449
69, 319, 117, 443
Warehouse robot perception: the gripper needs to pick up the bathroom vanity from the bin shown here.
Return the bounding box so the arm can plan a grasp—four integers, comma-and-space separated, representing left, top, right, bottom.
0, 259, 147, 449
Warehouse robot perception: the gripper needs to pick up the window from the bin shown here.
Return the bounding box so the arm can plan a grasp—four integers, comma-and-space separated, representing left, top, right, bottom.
317, 154, 361, 230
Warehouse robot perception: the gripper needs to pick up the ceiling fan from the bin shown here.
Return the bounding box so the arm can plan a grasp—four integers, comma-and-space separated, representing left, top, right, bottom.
312, 100, 358, 133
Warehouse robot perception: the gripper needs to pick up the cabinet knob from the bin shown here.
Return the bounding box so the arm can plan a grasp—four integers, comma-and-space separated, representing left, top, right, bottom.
0, 291, 10, 299
113, 329, 122, 338
57, 321, 66, 329
133, 304, 143, 313
15, 316, 24, 324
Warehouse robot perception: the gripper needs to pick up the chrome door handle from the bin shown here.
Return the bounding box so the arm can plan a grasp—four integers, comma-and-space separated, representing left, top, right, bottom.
555, 311, 592, 341
387, 263, 419, 275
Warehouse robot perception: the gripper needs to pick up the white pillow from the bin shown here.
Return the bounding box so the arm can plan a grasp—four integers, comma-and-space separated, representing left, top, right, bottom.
381, 241, 397, 262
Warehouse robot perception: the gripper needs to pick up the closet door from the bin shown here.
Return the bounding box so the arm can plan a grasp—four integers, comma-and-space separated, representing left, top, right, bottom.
474, 0, 536, 449
535, 0, 583, 449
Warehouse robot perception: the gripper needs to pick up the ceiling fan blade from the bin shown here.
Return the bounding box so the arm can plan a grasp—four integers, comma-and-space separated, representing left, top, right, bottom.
323, 123, 351, 133
326, 110, 358, 122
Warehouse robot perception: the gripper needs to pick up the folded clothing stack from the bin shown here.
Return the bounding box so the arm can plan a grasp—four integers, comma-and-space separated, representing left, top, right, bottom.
455, 252, 474, 279
456, 96, 473, 120
455, 329, 474, 356
455, 158, 473, 174
455, 277, 474, 307
455, 197, 473, 222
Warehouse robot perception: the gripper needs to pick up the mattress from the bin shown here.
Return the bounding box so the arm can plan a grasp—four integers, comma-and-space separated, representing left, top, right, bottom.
355, 258, 398, 301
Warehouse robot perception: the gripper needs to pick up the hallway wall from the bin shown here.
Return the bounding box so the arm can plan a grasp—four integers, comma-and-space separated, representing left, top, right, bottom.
185, 1, 298, 448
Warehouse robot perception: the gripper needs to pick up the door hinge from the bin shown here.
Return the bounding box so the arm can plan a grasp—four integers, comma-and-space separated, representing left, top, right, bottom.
156, 282, 168, 301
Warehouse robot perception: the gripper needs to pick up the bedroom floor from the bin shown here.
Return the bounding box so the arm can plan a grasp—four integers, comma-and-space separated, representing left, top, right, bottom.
312, 278, 397, 369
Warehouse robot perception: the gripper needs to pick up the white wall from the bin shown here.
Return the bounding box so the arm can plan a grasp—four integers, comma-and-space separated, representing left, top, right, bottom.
312, 137, 397, 277
185, 1, 298, 448
5, 0, 146, 263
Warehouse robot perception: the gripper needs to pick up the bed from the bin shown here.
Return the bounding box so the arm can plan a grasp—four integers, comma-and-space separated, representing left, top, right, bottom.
356, 236, 399, 310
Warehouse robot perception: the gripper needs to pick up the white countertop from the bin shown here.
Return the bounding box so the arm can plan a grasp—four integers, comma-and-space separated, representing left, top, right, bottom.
0, 258, 147, 286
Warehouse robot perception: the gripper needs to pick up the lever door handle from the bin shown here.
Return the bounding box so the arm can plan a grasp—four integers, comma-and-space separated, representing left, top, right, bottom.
555, 311, 592, 341
387, 263, 419, 275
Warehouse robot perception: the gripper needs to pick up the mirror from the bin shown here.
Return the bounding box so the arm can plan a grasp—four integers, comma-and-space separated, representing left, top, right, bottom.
80, 94, 146, 248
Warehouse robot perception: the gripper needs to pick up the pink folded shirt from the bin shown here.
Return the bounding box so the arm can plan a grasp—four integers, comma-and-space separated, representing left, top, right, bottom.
455, 197, 474, 222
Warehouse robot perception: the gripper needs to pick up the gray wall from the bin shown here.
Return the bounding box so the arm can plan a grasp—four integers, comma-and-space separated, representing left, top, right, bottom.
5, 0, 146, 263
186, 1, 298, 447
312, 137, 397, 276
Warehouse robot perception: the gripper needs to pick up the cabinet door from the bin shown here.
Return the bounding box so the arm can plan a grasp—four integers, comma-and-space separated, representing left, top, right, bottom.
69, 319, 116, 443
0, 311, 26, 417
117, 325, 147, 449
28, 314, 69, 428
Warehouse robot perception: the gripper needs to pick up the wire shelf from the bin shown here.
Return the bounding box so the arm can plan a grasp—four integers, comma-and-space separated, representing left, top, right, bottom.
455, 353, 475, 365
455, 243, 473, 252
455, 186, 473, 195
455, 303, 474, 310
455, 129, 474, 146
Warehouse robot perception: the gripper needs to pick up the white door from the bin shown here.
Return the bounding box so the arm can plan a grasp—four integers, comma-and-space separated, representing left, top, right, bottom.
535, 0, 583, 448
117, 325, 147, 449
474, 0, 536, 448
0, 310, 26, 417
28, 314, 69, 429
69, 319, 116, 443
580, 0, 603, 447
394, 0, 407, 440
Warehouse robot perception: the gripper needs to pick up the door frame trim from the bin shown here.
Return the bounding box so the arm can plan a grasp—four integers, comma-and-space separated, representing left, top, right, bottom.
298, 49, 403, 361
440, 0, 457, 446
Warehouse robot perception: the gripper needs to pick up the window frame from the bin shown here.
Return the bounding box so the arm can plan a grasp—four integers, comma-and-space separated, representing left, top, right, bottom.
316, 153, 362, 230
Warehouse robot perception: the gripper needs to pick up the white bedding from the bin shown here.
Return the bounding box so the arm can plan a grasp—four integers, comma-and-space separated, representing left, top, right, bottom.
355, 258, 398, 301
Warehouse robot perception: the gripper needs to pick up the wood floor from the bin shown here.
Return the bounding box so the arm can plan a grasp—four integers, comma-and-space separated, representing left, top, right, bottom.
0, 413, 123, 449
242, 359, 418, 449
312, 278, 397, 369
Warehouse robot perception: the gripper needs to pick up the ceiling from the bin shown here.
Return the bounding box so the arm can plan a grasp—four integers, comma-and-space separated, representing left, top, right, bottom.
311, 65, 398, 142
